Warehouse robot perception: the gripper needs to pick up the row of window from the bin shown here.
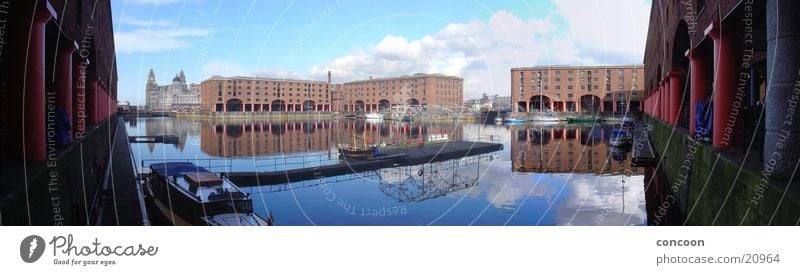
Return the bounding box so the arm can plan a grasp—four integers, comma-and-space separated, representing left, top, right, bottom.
225, 79, 328, 87
522, 92, 639, 100
532, 76, 636, 83
219, 91, 330, 97
528, 84, 638, 91
224, 86, 329, 92
519, 69, 640, 76
217, 97, 330, 103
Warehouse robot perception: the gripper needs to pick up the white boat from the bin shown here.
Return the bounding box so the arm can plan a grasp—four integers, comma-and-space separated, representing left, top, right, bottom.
531, 114, 563, 122
365, 112, 384, 120
504, 118, 525, 124
427, 134, 449, 142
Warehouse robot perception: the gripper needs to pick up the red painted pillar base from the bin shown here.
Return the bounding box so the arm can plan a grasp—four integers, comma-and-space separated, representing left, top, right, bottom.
663, 84, 668, 121
24, 10, 53, 161
707, 22, 739, 149
654, 88, 660, 120
668, 71, 684, 125
687, 49, 711, 136
87, 79, 98, 125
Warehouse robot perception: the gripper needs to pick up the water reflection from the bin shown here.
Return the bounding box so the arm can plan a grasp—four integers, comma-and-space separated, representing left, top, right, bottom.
126, 118, 649, 225
199, 120, 463, 157
511, 124, 643, 175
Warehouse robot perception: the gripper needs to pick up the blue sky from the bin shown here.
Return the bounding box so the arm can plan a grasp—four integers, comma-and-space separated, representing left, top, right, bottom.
113, 0, 652, 105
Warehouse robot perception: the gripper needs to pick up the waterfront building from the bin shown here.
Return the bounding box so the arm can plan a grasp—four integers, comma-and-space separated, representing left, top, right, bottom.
0, 0, 119, 225
511, 65, 645, 114
145, 69, 201, 112
465, 93, 510, 111
641, 0, 800, 225
494, 95, 512, 110
200, 75, 333, 112
335, 73, 464, 112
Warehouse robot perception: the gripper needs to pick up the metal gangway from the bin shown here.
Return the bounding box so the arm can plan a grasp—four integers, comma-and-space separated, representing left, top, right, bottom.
385, 105, 480, 121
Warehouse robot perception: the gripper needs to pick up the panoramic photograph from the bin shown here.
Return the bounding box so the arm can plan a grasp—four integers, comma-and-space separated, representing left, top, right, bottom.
0, 0, 797, 229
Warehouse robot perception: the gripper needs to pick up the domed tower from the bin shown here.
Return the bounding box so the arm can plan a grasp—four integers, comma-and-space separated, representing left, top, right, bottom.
178, 69, 186, 84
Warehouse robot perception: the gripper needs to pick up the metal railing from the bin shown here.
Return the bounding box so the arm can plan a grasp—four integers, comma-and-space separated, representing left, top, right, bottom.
139, 152, 342, 175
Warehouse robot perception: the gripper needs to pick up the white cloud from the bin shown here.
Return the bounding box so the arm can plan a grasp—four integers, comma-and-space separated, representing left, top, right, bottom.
124, 0, 184, 5
552, 0, 650, 64
115, 27, 211, 54
199, 61, 249, 79
306, 10, 571, 100
255, 68, 310, 80
119, 15, 172, 27
306, 3, 650, 101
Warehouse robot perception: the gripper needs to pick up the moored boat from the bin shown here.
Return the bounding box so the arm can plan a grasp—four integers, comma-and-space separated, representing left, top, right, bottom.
567, 117, 599, 124
609, 129, 633, 147
145, 162, 273, 226
503, 117, 525, 124
531, 114, 563, 122
337, 144, 376, 159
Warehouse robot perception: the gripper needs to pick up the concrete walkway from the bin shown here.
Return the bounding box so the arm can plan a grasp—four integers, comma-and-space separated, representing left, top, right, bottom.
99, 118, 146, 225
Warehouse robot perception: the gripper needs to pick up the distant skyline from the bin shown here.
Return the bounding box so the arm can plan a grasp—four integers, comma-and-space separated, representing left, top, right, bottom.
112, 0, 651, 105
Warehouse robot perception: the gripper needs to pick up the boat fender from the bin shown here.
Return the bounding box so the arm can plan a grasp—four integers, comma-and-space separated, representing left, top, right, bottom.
418, 169, 424, 176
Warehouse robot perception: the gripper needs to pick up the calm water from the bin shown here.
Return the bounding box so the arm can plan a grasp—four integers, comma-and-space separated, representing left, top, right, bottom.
126, 117, 647, 225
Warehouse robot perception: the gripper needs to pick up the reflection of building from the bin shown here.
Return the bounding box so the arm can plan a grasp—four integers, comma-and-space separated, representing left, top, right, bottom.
143, 118, 199, 152
510, 125, 643, 175
511, 65, 644, 113
145, 69, 201, 111
335, 73, 464, 112
200, 75, 333, 112
199, 120, 464, 157
201, 122, 333, 157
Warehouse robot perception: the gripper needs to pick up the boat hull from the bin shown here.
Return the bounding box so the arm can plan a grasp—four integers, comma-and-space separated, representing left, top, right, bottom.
145, 163, 272, 226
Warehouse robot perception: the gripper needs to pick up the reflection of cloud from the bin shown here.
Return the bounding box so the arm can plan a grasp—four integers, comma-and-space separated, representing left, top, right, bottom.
481, 166, 558, 209
555, 174, 646, 225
